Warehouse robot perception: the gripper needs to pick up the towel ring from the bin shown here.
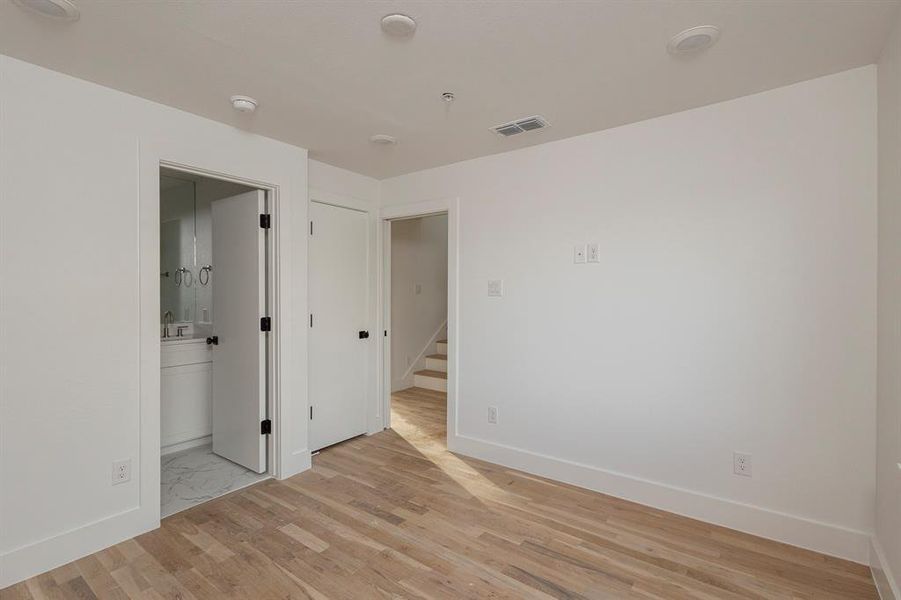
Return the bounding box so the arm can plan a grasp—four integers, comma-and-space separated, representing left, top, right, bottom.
199, 265, 212, 286
174, 267, 193, 287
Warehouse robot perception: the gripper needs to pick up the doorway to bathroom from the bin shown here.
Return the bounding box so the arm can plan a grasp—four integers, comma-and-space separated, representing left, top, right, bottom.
159, 167, 272, 517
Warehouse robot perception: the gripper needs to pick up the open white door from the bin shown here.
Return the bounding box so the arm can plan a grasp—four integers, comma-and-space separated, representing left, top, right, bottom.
210, 190, 267, 473
309, 201, 368, 451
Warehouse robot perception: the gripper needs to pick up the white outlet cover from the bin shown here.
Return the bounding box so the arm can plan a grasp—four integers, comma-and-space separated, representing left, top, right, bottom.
574, 244, 586, 264
488, 406, 498, 424
112, 459, 131, 485
488, 279, 503, 297
733, 452, 752, 477
587, 243, 600, 263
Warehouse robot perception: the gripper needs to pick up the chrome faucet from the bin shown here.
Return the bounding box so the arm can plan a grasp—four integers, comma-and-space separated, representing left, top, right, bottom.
162, 310, 174, 338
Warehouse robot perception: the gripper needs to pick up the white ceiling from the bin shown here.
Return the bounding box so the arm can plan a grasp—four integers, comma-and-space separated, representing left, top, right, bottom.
1, 0, 897, 179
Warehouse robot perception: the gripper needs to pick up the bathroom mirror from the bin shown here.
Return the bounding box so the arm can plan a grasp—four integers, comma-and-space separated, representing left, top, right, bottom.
160, 172, 214, 337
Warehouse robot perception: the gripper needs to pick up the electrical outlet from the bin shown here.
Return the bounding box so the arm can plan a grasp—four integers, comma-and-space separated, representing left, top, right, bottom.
587, 243, 600, 263
733, 452, 752, 477
112, 459, 131, 485
488, 406, 498, 424
573, 244, 586, 264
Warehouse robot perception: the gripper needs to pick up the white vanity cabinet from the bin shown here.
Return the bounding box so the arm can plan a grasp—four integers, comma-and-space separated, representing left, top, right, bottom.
161, 339, 212, 454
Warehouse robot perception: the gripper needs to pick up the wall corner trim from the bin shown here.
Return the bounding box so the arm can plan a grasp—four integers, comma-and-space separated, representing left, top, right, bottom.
450, 433, 872, 564
871, 537, 901, 600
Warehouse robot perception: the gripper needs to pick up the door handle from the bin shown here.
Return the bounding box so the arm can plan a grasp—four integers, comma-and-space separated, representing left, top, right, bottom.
206, 335, 219, 345
358, 330, 370, 339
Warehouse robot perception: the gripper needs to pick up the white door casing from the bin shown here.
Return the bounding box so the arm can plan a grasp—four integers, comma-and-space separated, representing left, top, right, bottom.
210, 190, 267, 473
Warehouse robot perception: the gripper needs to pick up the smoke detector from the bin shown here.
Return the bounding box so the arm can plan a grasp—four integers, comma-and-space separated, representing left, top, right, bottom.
370, 134, 397, 145
13, 0, 80, 20
381, 14, 416, 37
667, 26, 721, 55
491, 116, 549, 137
230, 95, 258, 113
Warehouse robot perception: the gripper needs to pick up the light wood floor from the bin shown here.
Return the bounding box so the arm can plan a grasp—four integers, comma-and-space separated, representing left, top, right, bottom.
2, 387, 878, 599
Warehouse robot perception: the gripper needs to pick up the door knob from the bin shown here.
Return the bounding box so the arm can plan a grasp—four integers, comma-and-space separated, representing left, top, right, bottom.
358, 331, 370, 339
206, 335, 219, 345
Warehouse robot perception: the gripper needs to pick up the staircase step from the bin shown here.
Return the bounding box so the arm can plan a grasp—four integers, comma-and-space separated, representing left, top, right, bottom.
413, 369, 447, 392
425, 354, 447, 373
436, 340, 448, 354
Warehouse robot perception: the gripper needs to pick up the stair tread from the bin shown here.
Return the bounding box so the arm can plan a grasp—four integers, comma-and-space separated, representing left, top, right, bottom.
426, 354, 447, 360
414, 369, 447, 380
437, 340, 447, 344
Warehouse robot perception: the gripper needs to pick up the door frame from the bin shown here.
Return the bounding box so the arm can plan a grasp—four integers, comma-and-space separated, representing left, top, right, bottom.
378, 197, 460, 446
140, 148, 299, 532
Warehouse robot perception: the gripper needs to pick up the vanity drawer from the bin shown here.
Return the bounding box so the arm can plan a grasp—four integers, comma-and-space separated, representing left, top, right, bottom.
161, 340, 212, 368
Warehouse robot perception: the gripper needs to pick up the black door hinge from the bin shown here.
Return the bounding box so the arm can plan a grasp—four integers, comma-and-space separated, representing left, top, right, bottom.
310, 221, 313, 235
384, 330, 388, 337
260, 214, 271, 229
310, 314, 313, 327
260, 317, 272, 332
309, 406, 313, 420
261, 419, 272, 435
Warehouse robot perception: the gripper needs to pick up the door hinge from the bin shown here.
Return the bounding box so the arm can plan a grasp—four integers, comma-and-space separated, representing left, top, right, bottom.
260, 214, 271, 229
260, 316, 272, 332
309, 313, 313, 327
309, 406, 313, 420
261, 419, 272, 435
309, 220, 313, 235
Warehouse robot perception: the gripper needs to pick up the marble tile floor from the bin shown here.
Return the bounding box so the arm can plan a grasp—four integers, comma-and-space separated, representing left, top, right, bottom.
160, 444, 268, 518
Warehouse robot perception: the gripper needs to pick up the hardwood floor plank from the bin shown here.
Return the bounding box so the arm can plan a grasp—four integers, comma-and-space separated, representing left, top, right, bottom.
1, 387, 878, 599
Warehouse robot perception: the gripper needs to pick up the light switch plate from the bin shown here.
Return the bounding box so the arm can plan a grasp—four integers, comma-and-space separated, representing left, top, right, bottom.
587, 243, 600, 263
574, 244, 587, 264
488, 279, 504, 297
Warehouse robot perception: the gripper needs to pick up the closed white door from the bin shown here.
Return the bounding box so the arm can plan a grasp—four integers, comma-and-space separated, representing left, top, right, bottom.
210, 190, 267, 473
309, 201, 368, 451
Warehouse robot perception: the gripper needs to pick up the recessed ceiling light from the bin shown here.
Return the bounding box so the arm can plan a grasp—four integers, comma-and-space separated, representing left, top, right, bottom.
667, 25, 721, 55
381, 13, 416, 37
370, 134, 397, 145
230, 95, 258, 113
13, 0, 80, 21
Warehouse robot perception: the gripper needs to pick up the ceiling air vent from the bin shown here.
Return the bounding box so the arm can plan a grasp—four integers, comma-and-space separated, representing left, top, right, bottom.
491, 115, 549, 137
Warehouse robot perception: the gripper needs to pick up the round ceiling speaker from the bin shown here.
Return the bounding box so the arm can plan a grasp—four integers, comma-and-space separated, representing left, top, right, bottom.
667, 25, 721, 55
381, 13, 416, 37
230, 95, 258, 113
12, 0, 80, 21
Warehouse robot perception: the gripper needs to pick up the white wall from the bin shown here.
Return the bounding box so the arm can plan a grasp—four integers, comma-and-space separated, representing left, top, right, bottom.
381, 67, 878, 562
391, 215, 448, 389
0, 54, 309, 587
875, 10, 901, 598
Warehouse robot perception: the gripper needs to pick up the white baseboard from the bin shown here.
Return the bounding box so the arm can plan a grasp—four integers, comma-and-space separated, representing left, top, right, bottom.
161, 434, 211, 456
450, 433, 871, 564
871, 537, 901, 599
0, 506, 157, 589
281, 448, 312, 480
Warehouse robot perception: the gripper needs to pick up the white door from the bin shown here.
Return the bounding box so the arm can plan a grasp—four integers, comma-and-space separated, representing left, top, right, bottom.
210, 190, 267, 473
309, 201, 368, 451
